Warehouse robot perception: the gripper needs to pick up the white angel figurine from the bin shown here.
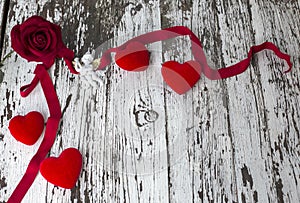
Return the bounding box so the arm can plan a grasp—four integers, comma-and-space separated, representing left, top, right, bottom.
73, 51, 104, 87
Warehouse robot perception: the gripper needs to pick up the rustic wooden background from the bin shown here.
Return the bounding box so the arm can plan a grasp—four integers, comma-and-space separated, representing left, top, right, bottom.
0, 0, 299, 202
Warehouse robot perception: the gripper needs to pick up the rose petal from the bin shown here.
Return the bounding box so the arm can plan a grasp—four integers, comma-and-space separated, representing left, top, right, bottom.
43, 30, 52, 51
21, 16, 46, 28
33, 32, 47, 50
11, 25, 39, 62
48, 29, 58, 50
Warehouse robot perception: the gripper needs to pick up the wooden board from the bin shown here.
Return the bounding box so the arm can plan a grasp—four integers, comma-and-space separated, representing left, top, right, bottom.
0, 0, 4, 54
0, 0, 299, 202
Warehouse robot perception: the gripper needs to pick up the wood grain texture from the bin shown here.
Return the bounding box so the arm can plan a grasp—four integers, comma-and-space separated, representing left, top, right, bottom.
0, 0, 6, 58
0, 0, 4, 56
0, 0, 299, 202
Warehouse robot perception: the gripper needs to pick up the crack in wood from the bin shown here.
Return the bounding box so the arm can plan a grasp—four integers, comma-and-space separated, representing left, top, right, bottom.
0, 176, 7, 190
0, 0, 10, 60
241, 164, 253, 189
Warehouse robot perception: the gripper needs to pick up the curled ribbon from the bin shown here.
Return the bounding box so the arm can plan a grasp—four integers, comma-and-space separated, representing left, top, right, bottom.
8, 64, 61, 203
8, 15, 79, 202
97, 26, 292, 79
8, 55, 76, 203
8, 22, 292, 202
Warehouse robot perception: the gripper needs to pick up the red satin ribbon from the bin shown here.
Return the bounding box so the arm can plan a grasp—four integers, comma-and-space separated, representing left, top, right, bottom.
7, 64, 62, 203
7, 26, 292, 203
8, 25, 77, 201
59, 46, 79, 74
98, 26, 292, 78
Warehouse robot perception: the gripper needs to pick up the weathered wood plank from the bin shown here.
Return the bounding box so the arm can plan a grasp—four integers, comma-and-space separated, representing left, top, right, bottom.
160, 1, 240, 202
0, 0, 4, 54
78, 1, 171, 203
0, 0, 11, 85
0, 0, 7, 58
210, 1, 300, 203
245, 2, 300, 203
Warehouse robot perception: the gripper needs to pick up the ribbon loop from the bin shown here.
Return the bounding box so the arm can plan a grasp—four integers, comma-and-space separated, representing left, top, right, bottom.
20, 76, 39, 97
97, 26, 292, 82
8, 64, 62, 203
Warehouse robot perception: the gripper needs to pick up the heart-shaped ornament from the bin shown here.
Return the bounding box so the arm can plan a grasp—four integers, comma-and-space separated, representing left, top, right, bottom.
161, 60, 201, 94
40, 148, 82, 189
8, 111, 45, 145
115, 41, 150, 71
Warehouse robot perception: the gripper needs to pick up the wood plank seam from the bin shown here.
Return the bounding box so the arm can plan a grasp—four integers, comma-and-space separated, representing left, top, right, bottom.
0, 0, 10, 60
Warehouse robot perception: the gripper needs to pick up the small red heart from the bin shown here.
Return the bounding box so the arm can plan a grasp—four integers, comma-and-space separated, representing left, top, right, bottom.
40, 148, 82, 189
8, 111, 45, 145
161, 60, 201, 94
115, 41, 150, 71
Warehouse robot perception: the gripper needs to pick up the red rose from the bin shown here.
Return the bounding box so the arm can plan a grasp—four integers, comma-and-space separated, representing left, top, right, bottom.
11, 16, 78, 73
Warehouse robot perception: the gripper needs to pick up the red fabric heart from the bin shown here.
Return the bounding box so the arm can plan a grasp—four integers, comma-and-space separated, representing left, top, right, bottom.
115, 41, 150, 71
8, 111, 45, 145
161, 60, 201, 94
40, 148, 82, 189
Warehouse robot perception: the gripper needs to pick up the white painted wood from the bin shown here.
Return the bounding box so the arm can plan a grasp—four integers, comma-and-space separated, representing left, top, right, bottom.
0, 0, 299, 202
0, 1, 4, 40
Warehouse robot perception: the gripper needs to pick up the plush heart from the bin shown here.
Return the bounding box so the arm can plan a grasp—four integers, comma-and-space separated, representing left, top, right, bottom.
115, 41, 150, 71
40, 148, 82, 189
8, 111, 45, 145
161, 60, 201, 94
